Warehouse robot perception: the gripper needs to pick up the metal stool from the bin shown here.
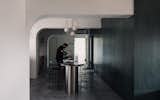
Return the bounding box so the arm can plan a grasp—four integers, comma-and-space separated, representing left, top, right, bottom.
48, 64, 60, 89
48, 64, 65, 90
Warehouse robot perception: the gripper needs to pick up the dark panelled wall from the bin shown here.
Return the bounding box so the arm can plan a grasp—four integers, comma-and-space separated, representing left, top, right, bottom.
134, 0, 160, 96
93, 0, 160, 100
93, 18, 134, 100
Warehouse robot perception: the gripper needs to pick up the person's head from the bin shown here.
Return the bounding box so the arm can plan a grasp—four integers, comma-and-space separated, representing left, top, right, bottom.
62, 43, 68, 48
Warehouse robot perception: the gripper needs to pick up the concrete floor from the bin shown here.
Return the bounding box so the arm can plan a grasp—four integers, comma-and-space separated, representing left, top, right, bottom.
31, 68, 123, 100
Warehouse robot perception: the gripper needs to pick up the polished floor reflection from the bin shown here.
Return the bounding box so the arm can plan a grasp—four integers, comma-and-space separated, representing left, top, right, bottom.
31, 68, 123, 100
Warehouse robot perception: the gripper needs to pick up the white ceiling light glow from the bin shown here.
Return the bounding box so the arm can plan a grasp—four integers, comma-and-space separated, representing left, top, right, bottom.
64, 19, 78, 36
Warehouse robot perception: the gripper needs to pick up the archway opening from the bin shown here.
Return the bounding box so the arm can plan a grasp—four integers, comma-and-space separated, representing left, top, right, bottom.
29, 17, 101, 79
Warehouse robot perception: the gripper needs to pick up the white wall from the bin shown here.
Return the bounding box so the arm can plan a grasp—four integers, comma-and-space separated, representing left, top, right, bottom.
74, 38, 86, 64
0, 0, 29, 100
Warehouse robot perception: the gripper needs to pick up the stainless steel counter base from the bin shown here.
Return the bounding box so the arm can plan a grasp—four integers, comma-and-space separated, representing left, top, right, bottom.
65, 65, 78, 96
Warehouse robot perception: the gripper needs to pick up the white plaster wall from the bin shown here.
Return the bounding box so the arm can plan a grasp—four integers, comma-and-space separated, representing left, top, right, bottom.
0, 0, 29, 100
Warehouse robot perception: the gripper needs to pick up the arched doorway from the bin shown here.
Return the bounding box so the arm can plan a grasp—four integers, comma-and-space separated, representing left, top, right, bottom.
29, 17, 101, 79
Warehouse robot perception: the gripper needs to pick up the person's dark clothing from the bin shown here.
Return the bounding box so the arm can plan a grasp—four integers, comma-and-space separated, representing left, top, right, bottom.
56, 46, 64, 64
56, 46, 68, 67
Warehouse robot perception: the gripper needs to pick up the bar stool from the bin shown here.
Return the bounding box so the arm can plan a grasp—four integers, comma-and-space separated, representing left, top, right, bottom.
48, 64, 60, 89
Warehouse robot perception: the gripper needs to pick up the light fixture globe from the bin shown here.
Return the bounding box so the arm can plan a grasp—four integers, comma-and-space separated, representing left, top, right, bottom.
64, 27, 69, 32
70, 31, 75, 36
64, 18, 78, 36
72, 25, 77, 31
